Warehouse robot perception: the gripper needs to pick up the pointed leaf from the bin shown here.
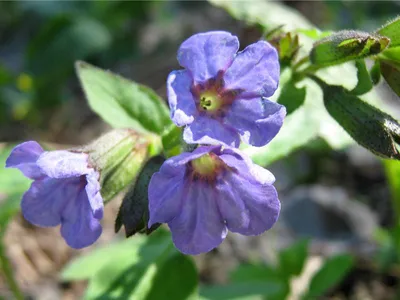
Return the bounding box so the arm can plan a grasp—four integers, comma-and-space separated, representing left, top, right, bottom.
76, 61, 172, 134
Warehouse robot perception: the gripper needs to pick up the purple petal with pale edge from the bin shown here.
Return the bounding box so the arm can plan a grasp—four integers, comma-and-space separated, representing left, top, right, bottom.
85, 171, 104, 219
21, 177, 81, 227
6, 141, 44, 179
177, 31, 239, 83
223, 41, 280, 98
169, 180, 228, 255
37, 151, 91, 179
224, 98, 286, 147
167, 70, 197, 127
217, 147, 275, 185
61, 188, 102, 249
183, 116, 240, 147
216, 171, 280, 235
148, 172, 186, 226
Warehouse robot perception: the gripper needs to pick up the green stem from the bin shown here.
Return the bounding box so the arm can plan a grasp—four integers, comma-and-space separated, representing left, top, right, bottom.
0, 236, 24, 300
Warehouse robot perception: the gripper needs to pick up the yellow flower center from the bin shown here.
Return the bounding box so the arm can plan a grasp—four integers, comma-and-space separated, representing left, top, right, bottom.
199, 91, 222, 112
191, 153, 221, 177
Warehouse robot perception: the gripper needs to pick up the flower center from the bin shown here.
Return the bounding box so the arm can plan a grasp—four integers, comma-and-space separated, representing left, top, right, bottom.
199, 91, 222, 112
191, 153, 225, 181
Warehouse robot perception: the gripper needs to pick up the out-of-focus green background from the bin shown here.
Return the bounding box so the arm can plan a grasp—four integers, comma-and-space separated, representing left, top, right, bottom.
1, 1, 400, 299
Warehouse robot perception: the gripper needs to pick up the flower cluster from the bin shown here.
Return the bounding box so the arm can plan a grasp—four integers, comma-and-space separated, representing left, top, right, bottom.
148, 31, 285, 254
6, 31, 284, 254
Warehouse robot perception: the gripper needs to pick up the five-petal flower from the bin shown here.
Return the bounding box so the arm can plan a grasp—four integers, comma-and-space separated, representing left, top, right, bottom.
6, 141, 103, 249
148, 145, 280, 255
168, 31, 286, 147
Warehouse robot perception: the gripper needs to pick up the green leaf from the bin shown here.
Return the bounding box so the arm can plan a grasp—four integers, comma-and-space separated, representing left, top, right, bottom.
383, 160, 400, 220
75, 61, 172, 134
380, 46, 400, 63
230, 264, 290, 300
370, 60, 381, 85
380, 59, 400, 97
278, 239, 309, 278
277, 79, 306, 114
208, 0, 313, 31
61, 235, 147, 281
302, 254, 354, 299
82, 232, 192, 300
200, 282, 285, 300
310, 30, 390, 67
377, 16, 400, 48
161, 125, 183, 158
145, 254, 198, 300
316, 77, 400, 159
350, 60, 373, 95
115, 156, 165, 237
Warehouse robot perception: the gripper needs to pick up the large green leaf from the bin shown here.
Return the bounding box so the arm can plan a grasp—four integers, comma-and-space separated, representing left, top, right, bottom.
378, 16, 400, 48
61, 235, 147, 281
302, 254, 354, 299
383, 159, 400, 220
278, 239, 309, 278
68, 230, 199, 300
76, 61, 172, 134
209, 0, 313, 31
200, 282, 285, 300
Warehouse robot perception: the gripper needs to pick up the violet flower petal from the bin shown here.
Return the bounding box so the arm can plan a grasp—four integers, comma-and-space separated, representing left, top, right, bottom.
148, 172, 186, 226
217, 147, 276, 185
6, 141, 45, 179
183, 116, 240, 147
37, 151, 91, 178
223, 41, 280, 98
216, 171, 280, 235
167, 70, 197, 127
85, 171, 104, 219
61, 188, 102, 249
178, 31, 239, 83
21, 177, 80, 227
169, 181, 228, 255
224, 98, 286, 147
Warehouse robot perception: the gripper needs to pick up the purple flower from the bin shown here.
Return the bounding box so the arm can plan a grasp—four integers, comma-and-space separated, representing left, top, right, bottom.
6, 141, 103, 249
168, 31, 286, 148
148, 145, 280, 255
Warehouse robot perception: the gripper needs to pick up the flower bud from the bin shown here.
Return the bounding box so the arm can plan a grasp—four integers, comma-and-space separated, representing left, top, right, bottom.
314, 77, 400, 159
81, 129, 156, 202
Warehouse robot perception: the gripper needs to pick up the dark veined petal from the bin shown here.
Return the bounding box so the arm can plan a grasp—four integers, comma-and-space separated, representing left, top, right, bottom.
21, 177, 81, 227
61, 187, 102, 249
183, 115, 240, 147
6, 141, 45, 179
177, 31, 239, 83
216, 171, 280, 235
85, 170, 104, 220
224, 98, 286, 147
169, 180, 228, 255
223, 41, 280, 98
167, 70, 197, 127
37, 150, 91, 179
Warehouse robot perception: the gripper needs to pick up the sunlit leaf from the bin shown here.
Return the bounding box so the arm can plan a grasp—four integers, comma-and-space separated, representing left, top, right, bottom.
76, 61, 172, 134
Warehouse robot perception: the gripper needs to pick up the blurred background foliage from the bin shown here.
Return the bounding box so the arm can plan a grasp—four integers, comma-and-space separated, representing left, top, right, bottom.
1, 0, 400, 299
